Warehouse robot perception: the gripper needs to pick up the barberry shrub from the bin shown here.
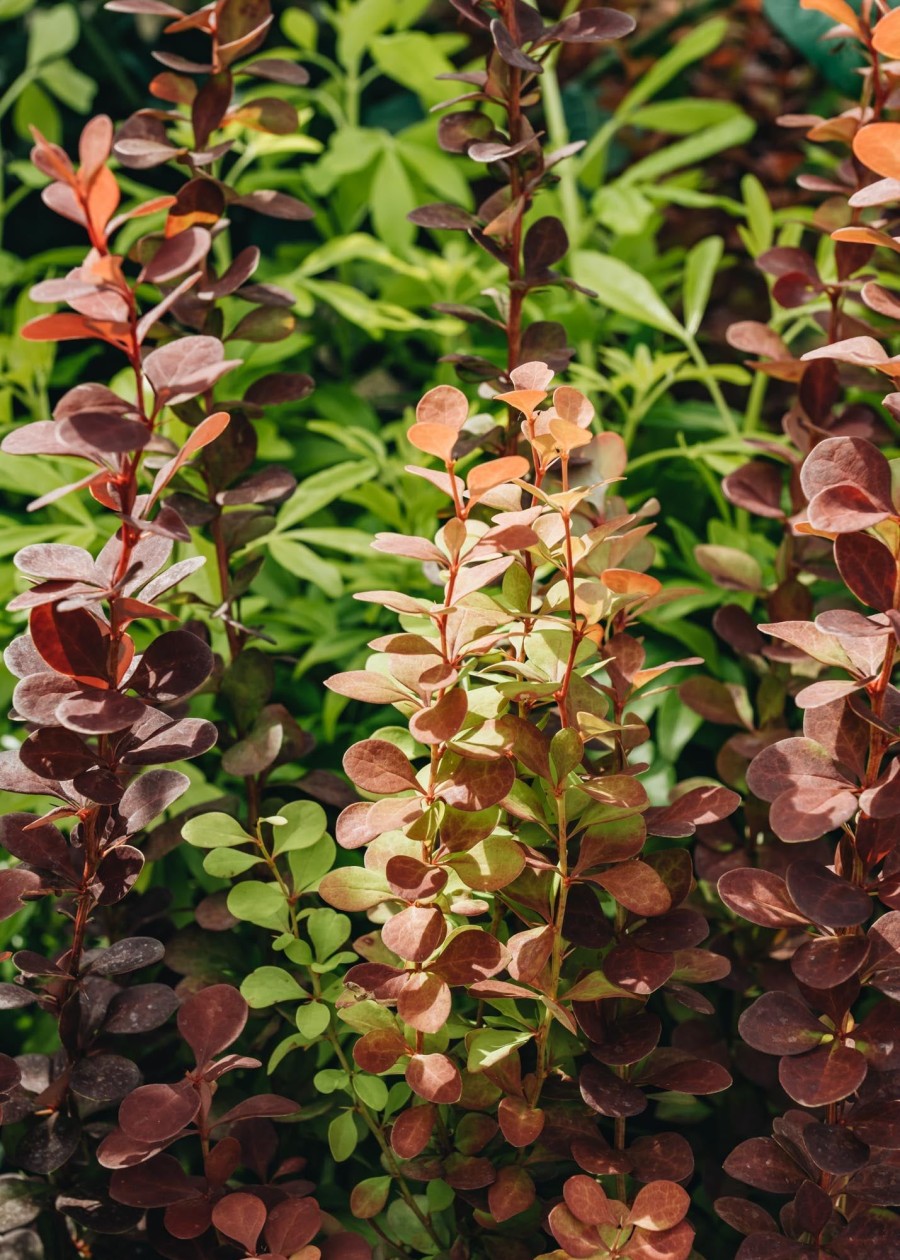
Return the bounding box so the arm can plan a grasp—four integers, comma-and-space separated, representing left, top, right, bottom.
312, 368, 740, 1256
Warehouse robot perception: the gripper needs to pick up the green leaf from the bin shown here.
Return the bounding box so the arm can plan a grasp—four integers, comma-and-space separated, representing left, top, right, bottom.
13, 82, 59, 145
629, 99, 744, 135
276, 461, 378, 531
295, 1000, 332, 1038
386, 1200, 435, 1254
183, 813, 255, 849
466, 1029, 533, 1073
267, 536, 343, 598
272, 800, 328, 855
334, 0, 397, 69
616, 18, 729, 116
287, 833, 337, 894
27, 3, 78, 65
352, 1175, 391, 1217
39, 58, 95, 112
268, 1033, 306, 1073
241, 966, 308, 1008
296, 232, 427, 280
741, 173, 774, 256
328, 1109, 359, 1162
370, 31, 460, 108
354, 1073, 389, 1110
683, 237, 724, 336
0, 0, 36, 21
227, 881, 290, 931
573, 251, 682, 338
318, 865, 390, 911
315, 1068, 350, 1094
370, 146, 416, 253
282, 6, 316, 48
618, 115, 756, 188
202, 848, 264, 878
308, 908, 352, 962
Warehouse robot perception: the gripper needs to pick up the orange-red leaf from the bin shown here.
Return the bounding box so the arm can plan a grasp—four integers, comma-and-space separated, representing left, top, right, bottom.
467, 456, 530, 497
407, 421, 458, 462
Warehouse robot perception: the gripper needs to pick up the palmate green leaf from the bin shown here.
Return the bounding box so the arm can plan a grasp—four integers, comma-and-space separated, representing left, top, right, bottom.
242, 966, 308, 1008
572, 251, 682, 338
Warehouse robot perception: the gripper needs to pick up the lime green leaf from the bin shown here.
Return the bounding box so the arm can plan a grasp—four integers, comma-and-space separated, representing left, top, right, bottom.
272, 800, 328, 855
573, 252, 683, 338
328, 1109, 359, 1162
683, 237, 724, 336
202, 848, 264, 878
183, 813, 255, 849
466, 1029, 533, 1073
27, 3, 78, 65
241, 966, 308, 1008
227, 881, 290, 931
295, 1001, 331, 1038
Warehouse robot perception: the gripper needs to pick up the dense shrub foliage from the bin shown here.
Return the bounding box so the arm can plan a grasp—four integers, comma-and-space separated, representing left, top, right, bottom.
4, 0, 900, 1258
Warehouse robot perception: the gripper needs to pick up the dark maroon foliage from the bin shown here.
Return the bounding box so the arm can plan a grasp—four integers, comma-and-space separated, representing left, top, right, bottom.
0, 3, 366, 1258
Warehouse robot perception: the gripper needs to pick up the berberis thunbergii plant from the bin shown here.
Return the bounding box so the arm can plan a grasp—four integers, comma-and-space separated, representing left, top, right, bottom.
315, 368, 741, 1256
7, 1, 900, 1258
